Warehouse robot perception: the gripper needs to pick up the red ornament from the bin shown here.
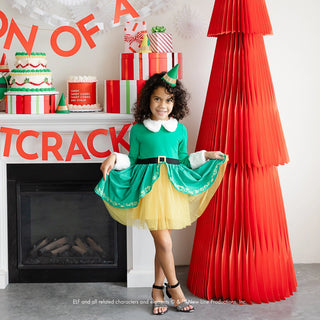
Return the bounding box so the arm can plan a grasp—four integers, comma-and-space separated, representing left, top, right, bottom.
187, 0, 296, 304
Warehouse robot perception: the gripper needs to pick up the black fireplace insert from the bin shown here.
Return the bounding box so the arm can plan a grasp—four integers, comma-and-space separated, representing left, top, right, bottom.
7, 163, 126, 283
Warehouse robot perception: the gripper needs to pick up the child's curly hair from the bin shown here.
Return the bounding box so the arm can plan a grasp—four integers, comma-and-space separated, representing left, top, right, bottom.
133, 72, 190, 123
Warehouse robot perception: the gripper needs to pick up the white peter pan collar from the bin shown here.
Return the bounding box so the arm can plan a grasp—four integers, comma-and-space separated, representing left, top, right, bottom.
143, 118, 178, 132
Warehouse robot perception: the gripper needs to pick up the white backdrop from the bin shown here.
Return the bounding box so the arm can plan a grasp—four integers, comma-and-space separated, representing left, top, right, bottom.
0, 0, 319, 264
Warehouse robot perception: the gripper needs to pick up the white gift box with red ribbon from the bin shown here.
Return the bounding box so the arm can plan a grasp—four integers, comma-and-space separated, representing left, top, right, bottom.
124, 21, 147, 53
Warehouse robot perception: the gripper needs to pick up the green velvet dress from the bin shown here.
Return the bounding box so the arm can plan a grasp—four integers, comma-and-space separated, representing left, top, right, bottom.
95, 121, 228, 230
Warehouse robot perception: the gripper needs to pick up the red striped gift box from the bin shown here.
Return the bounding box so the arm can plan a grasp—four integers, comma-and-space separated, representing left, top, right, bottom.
104, 80, 146, 113
5, 93, 57, 114
120, 53, 183, 80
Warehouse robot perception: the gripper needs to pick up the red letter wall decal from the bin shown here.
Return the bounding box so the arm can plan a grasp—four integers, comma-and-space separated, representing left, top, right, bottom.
42, 131, 63, 161
16, 130, 39, 160
0, 10, 9, 38
4, 19, 38, 55
1, 124, 133, 160
87, 129, 111, 158
109, 124, 131, 152
114, 0, 139, 24
76, 14, 100, 49
0, 127, 20, 157
50, 26, 82, 57
65, 131, 90, 161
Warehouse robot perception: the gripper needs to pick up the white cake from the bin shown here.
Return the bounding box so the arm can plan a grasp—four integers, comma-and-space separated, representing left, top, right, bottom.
8, 52, 56, 92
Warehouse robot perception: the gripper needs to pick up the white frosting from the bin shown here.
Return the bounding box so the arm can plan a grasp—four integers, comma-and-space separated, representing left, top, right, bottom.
15, 57, 47, 70
68, 104, 102, 112
9, 72, 53, 90
68, 76, 97, 82
68, 104, 100, 109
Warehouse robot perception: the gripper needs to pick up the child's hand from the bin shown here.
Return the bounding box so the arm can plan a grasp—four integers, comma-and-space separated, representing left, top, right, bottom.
100, 154, 117, 180
205, 151, 225, 160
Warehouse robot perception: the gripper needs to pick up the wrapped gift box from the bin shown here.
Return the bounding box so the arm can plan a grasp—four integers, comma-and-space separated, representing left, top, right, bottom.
5, 92, 58, 114
124, 21, 147, 53
104, 80, 145, 113
149, 33, 173, 53
121, 52, 183, 80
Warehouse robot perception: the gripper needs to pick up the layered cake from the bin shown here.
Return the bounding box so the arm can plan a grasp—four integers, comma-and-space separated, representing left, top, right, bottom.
5, 52, 58, 114
67, 76, 101, 112
8, 52, 56, 92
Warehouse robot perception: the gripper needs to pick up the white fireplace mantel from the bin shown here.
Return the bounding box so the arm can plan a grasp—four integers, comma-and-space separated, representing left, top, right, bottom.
0, 113, 155, 289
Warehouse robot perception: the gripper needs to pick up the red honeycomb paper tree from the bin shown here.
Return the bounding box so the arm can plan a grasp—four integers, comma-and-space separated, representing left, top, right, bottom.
187, 0, 297, 303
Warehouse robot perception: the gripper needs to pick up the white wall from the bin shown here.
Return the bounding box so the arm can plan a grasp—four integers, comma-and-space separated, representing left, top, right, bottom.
264, 0, 320, 263
0, 0, 319, 264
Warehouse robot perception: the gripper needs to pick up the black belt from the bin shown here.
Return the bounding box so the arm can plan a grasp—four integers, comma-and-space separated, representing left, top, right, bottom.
136, 156, 179, 165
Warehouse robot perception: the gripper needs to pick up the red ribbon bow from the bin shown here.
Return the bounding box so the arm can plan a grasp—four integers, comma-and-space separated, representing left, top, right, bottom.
124, 31, 145, 45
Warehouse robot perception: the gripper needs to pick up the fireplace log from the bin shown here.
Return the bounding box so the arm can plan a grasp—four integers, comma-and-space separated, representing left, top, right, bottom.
75, 238, 88, 251
86, 237, 104, 254
72, 245, 87, 255
39, 237, 68, 254
72, 237, 89, 255
51, 244, 70, 255
30, 238, 49, 257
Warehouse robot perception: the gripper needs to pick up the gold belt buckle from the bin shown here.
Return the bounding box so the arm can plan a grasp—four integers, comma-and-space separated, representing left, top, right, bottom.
157, 156, 166, 163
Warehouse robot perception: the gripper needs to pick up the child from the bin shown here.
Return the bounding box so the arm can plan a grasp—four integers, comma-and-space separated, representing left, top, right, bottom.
95, 65, 228, 315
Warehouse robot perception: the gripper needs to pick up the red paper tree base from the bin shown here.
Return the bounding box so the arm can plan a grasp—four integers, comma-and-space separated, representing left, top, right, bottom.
188, 0, 296, 304
187, 165, 297, 304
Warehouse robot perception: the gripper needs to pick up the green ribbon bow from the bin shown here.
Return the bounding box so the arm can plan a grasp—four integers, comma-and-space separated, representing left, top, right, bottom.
152, 26, 166, 33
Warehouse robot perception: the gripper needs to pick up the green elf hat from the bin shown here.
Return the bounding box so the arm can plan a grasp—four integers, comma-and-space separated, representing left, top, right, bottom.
162, 64, 179, 87
55, 93, 69, 113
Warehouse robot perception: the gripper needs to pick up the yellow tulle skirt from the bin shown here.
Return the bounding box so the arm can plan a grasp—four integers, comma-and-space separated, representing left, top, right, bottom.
103, 163, 226, 230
